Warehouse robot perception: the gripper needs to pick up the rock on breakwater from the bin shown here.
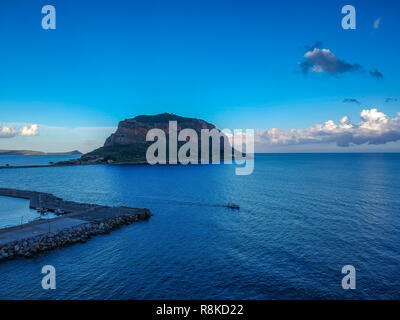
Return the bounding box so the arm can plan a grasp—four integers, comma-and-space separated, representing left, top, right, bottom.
0, 188, 153, 262
0, 213, 150, 261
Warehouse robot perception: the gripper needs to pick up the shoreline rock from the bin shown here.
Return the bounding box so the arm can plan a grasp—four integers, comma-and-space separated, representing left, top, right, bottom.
0, 211, 152, 262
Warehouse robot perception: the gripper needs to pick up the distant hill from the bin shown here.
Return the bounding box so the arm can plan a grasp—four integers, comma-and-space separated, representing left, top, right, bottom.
83, 113, 227, 163
0, 150, 82, 156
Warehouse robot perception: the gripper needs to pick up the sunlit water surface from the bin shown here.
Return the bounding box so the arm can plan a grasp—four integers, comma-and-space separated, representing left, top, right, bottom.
0, 154, 399, 299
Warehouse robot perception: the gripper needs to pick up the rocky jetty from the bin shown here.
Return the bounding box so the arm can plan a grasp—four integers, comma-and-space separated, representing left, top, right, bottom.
0, 188, 153, 262
0, 188, 97, 213
0, 213, 151, 261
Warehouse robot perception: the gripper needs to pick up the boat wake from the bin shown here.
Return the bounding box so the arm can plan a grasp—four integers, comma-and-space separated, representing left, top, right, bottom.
129, 195, 240, 210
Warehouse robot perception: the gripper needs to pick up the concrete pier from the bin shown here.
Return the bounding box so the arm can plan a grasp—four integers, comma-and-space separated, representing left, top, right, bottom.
0, 188, 152, 260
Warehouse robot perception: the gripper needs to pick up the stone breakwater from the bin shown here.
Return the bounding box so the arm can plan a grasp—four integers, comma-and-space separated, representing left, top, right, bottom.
0, 213, 150, 261
0, 188, 153, 262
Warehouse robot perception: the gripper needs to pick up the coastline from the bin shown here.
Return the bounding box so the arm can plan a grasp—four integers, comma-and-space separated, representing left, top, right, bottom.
0, 156, 254, 170
0, 161, 149, 170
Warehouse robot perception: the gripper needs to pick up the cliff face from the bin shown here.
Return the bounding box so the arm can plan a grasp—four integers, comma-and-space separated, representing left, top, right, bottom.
104, 113, 216, 147
84, 113, 221, 163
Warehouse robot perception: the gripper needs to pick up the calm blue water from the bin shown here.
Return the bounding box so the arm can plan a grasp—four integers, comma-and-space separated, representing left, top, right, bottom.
0, 154, 80, 166
0, 154, 399, 299
0, 196, 56, 229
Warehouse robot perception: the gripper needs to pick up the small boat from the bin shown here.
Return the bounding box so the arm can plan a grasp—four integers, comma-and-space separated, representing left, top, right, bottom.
55, 208, 64, 216
227, 202, 240, 209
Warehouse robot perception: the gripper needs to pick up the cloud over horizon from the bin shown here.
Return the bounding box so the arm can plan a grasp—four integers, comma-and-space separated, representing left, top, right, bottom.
20, 124, 39, 136
0, 124, 116, 153
256, 108, 400, 148
0, 123, 39, 138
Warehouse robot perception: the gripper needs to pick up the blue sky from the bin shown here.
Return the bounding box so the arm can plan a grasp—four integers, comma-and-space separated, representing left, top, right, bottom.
0, 0, 399, 152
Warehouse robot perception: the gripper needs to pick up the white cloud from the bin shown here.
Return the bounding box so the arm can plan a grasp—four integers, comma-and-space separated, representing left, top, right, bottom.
0, 123, 39, 138
373, 18, 381, 29
305, 49, 338, 73
20, 124, 39, 136
256, 108, 400, 148
0, 125, 17, 138
300, 48, 362, 75
0, 124, 115, 153
300, 45, 383, 78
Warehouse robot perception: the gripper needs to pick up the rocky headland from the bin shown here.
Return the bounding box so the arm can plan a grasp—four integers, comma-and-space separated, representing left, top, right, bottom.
0, 113, 235, 169
83, 112, 219, 163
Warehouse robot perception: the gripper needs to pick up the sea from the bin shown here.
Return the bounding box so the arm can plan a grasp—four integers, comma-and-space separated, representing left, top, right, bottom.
0, 153, 399, 299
